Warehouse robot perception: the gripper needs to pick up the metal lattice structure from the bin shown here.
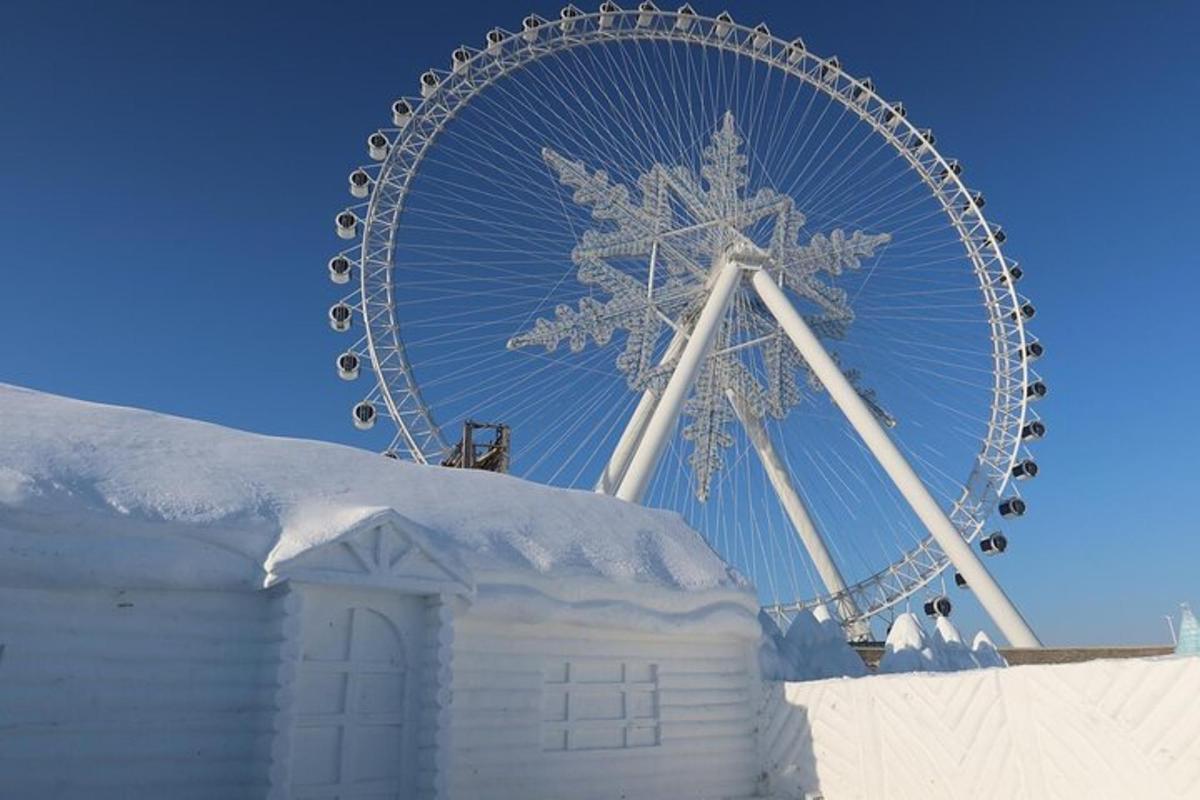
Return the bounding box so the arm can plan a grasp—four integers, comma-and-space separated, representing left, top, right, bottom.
508, 116, 893, 501
324, 5, 1046, 644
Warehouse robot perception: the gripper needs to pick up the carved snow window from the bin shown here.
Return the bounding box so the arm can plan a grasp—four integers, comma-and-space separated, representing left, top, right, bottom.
541, 660, 660, 752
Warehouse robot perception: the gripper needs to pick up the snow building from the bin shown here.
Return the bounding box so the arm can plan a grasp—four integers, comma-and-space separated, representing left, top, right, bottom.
0, 384, 767, 800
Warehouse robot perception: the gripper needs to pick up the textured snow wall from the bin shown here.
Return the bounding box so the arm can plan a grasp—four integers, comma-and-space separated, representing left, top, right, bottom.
0, 581, 760, 800
761, 655, 1200, 799
0, 585, 280, 800
448, 616, 762, 800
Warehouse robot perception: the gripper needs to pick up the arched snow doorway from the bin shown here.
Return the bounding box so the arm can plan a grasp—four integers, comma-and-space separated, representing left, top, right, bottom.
291, 586, 423, 799
265, 509, 474, 799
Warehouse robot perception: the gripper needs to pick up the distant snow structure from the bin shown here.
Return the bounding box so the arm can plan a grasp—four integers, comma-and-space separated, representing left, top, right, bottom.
878, 612, 1007, 673
0, 384, 765, 800
1177, 603, 1200, 655
759, 606, 867, 681
972, 631, 1009, 668
811, 604, 870, 678
878, 612, 936, 673
758, 610, 792, 679
931, 615, 979, 671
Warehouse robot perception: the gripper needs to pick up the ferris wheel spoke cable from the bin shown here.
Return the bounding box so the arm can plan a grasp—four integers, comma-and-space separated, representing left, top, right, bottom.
525, 374, 625, 476
325, 8, 1043, 644
556, 388, 642, 487
792, 120, 903, 212
431, 338, 614, 415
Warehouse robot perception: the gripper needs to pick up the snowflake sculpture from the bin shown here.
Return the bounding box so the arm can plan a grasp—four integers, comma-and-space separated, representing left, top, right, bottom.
508, 113, 892, 499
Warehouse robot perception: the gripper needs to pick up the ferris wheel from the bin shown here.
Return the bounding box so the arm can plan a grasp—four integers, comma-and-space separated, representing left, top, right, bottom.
324, 4, 1046, 646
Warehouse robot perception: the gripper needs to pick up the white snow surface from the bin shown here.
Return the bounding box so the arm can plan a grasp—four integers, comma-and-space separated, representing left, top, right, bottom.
0, 385, 751, 608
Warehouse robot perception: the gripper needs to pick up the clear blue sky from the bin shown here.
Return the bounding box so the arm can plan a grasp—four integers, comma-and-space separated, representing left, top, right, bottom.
2, 1, 1196, 645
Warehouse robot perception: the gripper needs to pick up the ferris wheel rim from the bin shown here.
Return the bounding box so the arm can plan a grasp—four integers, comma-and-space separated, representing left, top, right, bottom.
339, 6, 1040, 624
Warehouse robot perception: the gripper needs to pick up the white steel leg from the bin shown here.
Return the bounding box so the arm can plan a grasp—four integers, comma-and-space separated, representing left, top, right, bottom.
727, 389, 869, 639
595, 332, 687, 494
616, 259, 743, 504
750, 269, 1041, 647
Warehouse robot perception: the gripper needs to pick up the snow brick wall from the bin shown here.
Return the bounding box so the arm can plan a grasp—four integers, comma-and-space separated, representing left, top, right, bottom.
448, 616, 762, 800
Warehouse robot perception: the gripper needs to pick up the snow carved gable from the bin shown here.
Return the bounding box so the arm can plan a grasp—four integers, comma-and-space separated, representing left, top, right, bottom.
266, 509, 473, 597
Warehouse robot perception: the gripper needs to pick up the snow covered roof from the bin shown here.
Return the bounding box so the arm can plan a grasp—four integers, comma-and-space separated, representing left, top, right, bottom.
0, 385, 750, 612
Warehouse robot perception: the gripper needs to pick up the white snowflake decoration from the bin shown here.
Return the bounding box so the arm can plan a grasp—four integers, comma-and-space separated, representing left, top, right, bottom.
508, 113, 892, 499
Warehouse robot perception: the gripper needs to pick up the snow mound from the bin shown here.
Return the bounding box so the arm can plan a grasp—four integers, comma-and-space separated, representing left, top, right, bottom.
878, 613, 935, 673
759, 606, 867, 681
931, 616, 978, 671
879, 612, 1008, 673
757, 611, 791, 680
811, 604, 870, 677
0, 385, 749, 604
972, 631, 1008, 667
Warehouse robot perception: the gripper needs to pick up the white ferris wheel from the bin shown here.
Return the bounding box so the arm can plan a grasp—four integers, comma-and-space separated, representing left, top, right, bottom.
324, 4, 1046, 645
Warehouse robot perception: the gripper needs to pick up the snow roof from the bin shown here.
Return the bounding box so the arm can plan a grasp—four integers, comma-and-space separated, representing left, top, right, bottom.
0, 384, 750, 606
